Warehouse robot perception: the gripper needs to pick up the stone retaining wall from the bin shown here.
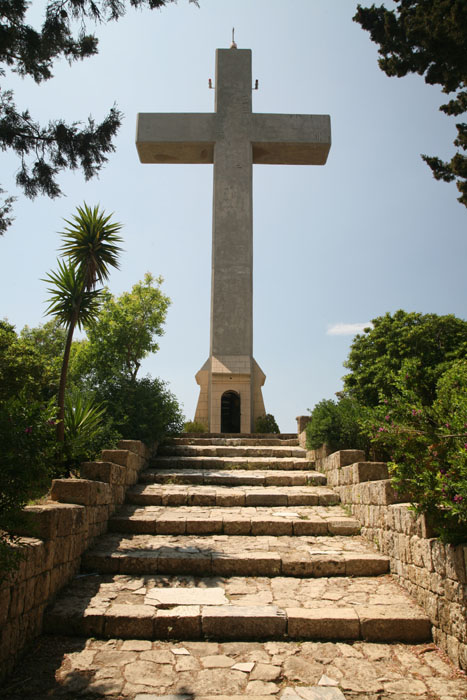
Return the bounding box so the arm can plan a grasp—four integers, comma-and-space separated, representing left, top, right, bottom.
0, 440, 151, 682
316, 448, 467, 671
295, 416, 311, 449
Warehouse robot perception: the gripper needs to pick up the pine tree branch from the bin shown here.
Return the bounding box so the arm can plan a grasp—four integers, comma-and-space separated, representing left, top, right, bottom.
0, 0, 200, 233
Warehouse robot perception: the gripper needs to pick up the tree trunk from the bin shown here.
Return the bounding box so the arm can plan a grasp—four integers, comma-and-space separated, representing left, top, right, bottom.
56, 312, 79, 443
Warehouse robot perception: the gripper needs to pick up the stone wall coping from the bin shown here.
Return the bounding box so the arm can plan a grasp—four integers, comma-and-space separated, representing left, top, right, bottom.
117, 439, 150, 458
101, 448, 142, 470
50, 478, 111, 506
323, 449, 366, 468
337, 462, 389, 486
295, 416, 311, 433
80, 461, 127, 485
12, 502, 86, 540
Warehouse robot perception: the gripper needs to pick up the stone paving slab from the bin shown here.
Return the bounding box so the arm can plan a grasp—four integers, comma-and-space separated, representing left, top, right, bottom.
152, 456, 314, 471
128, 484, 339, 507
108, 505, 360, 537
81, 534, 389, 577
45, 575, 430, 642
44, 572, 425, 614
5, 636, 467, 699
139, 469, 326, 487
157, 446, 307, 458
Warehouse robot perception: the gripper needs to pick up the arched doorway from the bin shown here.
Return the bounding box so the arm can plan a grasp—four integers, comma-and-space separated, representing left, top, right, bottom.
221, 390, 241, 433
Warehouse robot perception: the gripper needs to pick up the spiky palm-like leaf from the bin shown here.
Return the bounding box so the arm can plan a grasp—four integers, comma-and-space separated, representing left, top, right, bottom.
43, 259, 102, 330
64, 390, 106, 448
59, 203, 123, 289
63, 389, 111, 470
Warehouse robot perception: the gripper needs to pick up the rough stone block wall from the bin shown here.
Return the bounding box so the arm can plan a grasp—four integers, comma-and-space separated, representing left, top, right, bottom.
318, 449, 467, 671
295, 416, 311, 449
0, 440, 151, 682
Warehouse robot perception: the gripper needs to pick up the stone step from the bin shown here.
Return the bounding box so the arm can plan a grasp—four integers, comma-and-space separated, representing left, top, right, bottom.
44, 573, 431, 643
127, 484, 339, 507
157, 445, 306, 458
139, 468, 326, 487
108, 505, 361, 536
169, 436, 299, 446
81, 534, 389, 578
152, 456, 314, 471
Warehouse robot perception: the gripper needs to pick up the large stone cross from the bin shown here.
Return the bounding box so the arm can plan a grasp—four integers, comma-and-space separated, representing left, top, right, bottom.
136, 47, 331, 433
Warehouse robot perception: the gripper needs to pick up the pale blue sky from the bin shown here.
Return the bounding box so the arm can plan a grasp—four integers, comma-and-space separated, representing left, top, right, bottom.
1, 1, 466, 432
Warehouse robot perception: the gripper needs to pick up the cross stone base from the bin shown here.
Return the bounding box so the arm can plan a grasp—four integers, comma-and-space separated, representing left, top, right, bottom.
194, 356, 266, 433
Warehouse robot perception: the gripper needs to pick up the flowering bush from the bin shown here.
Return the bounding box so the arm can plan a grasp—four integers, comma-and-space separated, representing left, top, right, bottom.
366, 359, 467, 543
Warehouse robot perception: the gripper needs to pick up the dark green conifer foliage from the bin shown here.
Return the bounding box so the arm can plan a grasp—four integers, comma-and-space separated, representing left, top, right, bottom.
354, 1, 467, 207
0, 0, 198, 233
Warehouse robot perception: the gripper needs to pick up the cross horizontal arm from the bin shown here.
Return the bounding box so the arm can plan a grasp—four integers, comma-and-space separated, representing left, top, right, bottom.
136, 113, 216, 164
251, 114, 331, 165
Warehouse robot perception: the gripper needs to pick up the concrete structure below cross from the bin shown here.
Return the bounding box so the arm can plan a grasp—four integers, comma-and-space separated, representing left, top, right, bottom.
136, 46, 331, 432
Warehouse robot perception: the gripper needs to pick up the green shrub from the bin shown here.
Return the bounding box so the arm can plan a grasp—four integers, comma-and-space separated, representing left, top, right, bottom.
99, 375, 184, 445
184, 420, 208, 433
307, 310, 467, 543
0, 394, 58, 579
343, 310, 467, 407
0, 320, 58, 403
254, 414, 280, 434
306, 397, 370, 454
369, 360, 467, 543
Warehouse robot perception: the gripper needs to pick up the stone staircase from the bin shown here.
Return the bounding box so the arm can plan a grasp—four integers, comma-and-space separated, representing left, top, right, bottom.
44, 434, 432, 646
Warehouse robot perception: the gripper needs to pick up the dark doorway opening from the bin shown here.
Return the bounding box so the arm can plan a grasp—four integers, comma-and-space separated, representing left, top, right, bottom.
221, 390, 241, 433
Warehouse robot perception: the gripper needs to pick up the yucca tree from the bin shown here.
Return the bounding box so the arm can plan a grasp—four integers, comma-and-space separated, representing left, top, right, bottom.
44, 204, 123, 442
60, 204, 123, 289
64, 388, 107, 467
44, 259, 103, 442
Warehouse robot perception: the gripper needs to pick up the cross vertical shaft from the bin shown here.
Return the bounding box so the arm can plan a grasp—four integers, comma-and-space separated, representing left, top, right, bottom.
211, 49, 253, 358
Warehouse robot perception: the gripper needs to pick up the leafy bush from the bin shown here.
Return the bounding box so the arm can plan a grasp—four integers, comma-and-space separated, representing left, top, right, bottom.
307, 310, 467, 543
0, 320, 58, 402
306, 399, 340, 450
100, 375, 184, 445
65, 274, 182, 448
368, 360, 467, 543
69, 274, 170, 387
255, 414, 280, 434
306, 397, 371, 454
184, 420, 207, 433
0, 394, 58, 579
20, 320, 67, 399
343, 310, 467, 406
